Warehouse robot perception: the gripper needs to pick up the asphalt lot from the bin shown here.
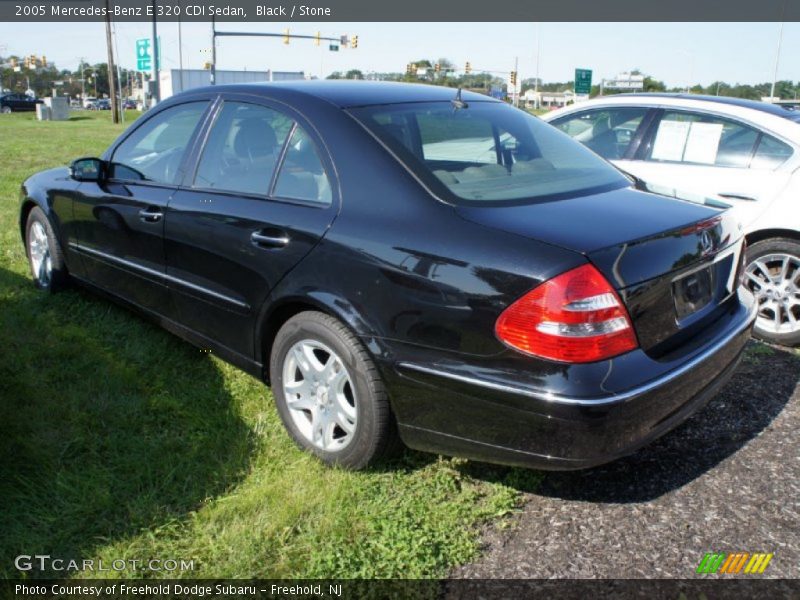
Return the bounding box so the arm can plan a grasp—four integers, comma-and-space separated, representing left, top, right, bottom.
453, 341, 800, 579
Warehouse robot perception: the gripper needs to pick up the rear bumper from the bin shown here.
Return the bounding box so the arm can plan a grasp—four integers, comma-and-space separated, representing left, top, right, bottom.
387, 293, 756, 470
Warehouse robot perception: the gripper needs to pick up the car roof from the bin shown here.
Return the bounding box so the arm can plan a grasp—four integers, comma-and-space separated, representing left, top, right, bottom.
572, 92, 800, 123
178, 80, 499, 108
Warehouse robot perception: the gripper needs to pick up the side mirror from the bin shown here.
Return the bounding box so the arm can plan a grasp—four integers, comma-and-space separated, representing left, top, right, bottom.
70, 157, 106, 182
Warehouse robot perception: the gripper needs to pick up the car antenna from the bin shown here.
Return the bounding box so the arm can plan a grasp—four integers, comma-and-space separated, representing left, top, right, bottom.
452, 87, 468, 111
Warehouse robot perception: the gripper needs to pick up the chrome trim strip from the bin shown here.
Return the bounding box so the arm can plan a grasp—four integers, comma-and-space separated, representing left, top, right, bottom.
69, 242, 250, 310
397, 303, 756, 407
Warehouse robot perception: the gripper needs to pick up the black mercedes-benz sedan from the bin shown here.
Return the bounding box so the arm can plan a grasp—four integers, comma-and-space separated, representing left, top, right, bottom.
18, 81, 756, 470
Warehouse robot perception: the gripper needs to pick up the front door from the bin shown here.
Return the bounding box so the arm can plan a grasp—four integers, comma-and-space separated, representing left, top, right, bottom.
71, 100, 210, 316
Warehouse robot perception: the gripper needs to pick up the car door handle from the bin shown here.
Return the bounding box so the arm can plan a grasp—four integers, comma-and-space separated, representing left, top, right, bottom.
138, 207, 163, 222
251, 231, 290, 248
718, 192, 758, 202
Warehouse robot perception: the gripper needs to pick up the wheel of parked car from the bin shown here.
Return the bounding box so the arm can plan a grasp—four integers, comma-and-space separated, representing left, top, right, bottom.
269, 311, 398, 469
744, 238, 800, 346
1, 106, 11, 114
25, 206, 68, 292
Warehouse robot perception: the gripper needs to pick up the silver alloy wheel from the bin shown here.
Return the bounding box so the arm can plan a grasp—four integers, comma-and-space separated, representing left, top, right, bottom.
745, 253, 800, 335
28, 221, 52, 287
282, 339, 358, 452
1, 106, 11, 114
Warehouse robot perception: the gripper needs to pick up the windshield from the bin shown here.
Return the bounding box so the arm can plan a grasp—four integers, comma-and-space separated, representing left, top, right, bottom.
350, 101, 629, 204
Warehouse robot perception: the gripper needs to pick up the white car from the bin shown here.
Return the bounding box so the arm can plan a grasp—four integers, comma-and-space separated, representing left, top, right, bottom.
544, 94, 800, 345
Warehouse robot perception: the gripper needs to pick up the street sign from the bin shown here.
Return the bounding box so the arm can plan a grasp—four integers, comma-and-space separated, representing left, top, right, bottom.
136, 38, 151, 72
329, 43, 339, 51
574, 68, 592, 94
136, 37, 161, 72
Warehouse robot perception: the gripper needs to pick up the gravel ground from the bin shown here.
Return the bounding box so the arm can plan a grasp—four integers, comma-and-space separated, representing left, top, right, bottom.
452, 341, 800, 579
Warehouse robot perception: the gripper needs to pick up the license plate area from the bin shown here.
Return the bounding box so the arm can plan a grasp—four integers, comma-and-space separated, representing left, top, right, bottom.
673, 266, 714, 320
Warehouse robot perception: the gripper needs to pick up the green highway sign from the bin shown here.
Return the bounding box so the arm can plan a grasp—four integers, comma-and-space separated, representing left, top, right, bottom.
136, 38, 151, 72
575, 68, 592, 94
136, 37, 161, 72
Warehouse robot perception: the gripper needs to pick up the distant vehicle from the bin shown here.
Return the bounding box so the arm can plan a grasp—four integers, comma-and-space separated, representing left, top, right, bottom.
545, 93, 800, 345
82, 97, 97, 109
95, 99, 111, 110
123, 99, 137, 110
0, 93, 42, 113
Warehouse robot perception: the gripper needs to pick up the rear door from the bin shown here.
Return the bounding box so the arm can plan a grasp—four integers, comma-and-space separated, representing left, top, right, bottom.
165, 95, 338, 358
625, 109, 794, 226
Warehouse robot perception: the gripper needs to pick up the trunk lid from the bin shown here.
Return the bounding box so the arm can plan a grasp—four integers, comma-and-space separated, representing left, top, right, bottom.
456, 186, 744, 354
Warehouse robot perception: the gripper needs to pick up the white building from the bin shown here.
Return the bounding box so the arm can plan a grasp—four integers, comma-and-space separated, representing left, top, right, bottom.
158, 68, 306, 100
522, 89, 589, 109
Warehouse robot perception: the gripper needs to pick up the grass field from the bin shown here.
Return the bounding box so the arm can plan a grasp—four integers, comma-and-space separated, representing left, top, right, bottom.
0, 111, 541, 579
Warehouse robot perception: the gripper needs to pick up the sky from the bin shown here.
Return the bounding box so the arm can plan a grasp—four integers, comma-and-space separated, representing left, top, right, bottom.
0, 22, 798, 88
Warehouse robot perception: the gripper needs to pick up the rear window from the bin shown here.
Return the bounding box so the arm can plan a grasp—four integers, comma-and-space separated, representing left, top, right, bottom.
350, 101, 628, 204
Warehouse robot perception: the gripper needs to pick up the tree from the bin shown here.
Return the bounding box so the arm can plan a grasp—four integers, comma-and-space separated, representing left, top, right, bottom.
344, 69, 364, 80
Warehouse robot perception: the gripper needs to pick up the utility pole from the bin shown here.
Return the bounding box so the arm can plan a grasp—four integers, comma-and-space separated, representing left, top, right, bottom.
513, 55, 519, 107
105, 0, 119, 123
210, 16, 216, 85
534, 23, 540, 108
79, 57, 85, 100
177, 1, 185, 92
113, 19, 125, 122
769, 21, 784, 102
151, 0, 160, 103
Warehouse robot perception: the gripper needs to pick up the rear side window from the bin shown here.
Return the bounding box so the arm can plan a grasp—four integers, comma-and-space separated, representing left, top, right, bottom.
194, 102, 293, 196
552, 107, 649, 160
646, 111, 760, 168
751, 135, 794, 169
351, 101, 628, 204
111, 102, 207, 184
273, 126, 333, 205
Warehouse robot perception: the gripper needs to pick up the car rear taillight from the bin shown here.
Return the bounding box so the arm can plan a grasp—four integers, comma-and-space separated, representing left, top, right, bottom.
495, 263, 638, 363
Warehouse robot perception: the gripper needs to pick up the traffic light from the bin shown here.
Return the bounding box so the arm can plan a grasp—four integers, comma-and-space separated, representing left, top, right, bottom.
340, 35, 349, 47
465, 61, 471, 74
315, 31, 321, 46
203, 61, 212, 70
283, 28, 290, 44
510, 71, 517, 86
41, 55, 47, 67
351, 35, 358, 49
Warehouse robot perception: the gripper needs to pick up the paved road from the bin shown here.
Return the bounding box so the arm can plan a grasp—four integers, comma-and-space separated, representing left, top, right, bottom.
453, 342, 800, 579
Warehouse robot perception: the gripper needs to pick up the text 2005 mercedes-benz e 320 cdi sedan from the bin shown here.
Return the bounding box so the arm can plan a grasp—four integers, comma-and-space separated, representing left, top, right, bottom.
19, 82, 756, 470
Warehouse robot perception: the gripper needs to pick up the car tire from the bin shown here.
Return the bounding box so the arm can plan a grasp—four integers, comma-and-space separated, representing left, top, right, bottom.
744, 237, 800, 347
1, 106, 11, 114
25, 206, 69, 292
270, 311, 400, 469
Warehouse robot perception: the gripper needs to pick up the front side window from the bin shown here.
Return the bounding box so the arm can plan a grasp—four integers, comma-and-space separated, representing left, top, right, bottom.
552, 107, 649, 160
194, 102, 293, 196
351, 101, 628, 204
646, 111, 760, 168
111, 102, 207, 184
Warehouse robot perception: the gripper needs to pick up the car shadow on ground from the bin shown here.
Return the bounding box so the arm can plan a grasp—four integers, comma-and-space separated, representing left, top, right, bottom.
0, 266, 254, 578
459, 343, 799, 503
